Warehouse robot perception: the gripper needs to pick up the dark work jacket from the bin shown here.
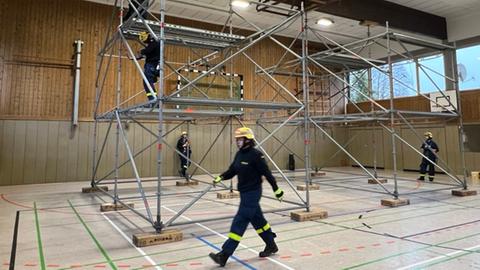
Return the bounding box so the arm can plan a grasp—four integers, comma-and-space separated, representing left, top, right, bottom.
176, 137, 191, 154
220, 147, 279, 193
421, 138, 439, 159
140, 40, 160, 64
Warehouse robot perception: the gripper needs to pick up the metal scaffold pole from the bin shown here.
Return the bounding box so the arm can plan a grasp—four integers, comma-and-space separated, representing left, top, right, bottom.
155, 0, 166, 232
301, 2, 311, 211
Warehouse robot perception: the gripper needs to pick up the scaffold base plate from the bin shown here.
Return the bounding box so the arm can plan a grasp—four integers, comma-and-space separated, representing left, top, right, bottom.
368, 178, 388, 184
100, 202, 134, 212
381, 198, 410, 207
217, 191, 240, 199
297, 184, 320, 191
176, 180, 199, 186
452, 189, 477, 197
290, 208, 328, 222
133, 229, 183, 247
82, 186, 108, 193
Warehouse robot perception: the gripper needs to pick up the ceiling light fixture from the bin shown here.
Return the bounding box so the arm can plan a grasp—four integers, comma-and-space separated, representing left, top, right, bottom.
316, 18, 334, 27
232, 0, 249, 8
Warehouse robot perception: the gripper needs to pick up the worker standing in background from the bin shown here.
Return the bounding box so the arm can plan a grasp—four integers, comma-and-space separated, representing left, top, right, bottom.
176, 131, 192, 180
417, 131, 439, 182
123, 0, 149, 22
209, 127, 284, 267
137, 32, 159, 101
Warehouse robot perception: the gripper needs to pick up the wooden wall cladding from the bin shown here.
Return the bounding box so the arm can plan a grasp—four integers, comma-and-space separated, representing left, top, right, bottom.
346, 89, 480, 123
0, 119, 347, 185
0, 0, 299, 120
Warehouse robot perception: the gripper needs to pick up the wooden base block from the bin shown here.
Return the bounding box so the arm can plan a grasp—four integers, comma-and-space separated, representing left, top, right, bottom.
381, 198, 410, 207
297, 184, 320, 191
368, 178, 388, 184
82, 186, 108, 193
100, 202, 134, 212
133, 229, 183, 247
290, 208, 328, 222
452, 189, 478, 197
311, 172, 326, 177
176, 180, 198, 186
217, 191, 240, 199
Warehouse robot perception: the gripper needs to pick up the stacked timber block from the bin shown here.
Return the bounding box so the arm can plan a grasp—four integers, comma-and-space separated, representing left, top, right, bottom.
82, 186, 108, 193
176, 180, 199, 186
452, 189, 478, 197
133, 229, 183, 247
368, 178, 388, 184
297, 184, 320, 191
381, 198, 410, 207
471, 171, 479, 185
100, 202, 134, 212
290, 208, 328, 222
311, 171, 326, 177
217, 190, 240, 199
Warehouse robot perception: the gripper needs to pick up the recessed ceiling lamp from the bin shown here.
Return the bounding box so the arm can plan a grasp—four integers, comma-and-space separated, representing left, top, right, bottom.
232, 0, 249, 8
316, 18, 334, 26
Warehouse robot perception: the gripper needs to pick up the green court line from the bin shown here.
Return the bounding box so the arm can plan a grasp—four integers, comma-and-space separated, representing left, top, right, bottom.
342, 231, 480, 269
34, 202, 47, 270
58, 202, 468, 270
68, 200, 118, 270
415, 245, 480, 269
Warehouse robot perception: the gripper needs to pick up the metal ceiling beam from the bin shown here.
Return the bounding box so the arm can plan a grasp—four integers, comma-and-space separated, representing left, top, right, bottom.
273, 0, 448, 40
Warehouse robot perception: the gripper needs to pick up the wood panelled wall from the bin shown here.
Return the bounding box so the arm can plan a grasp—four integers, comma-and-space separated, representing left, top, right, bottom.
346, 89, 480, 123
0, 119, 346, 185
0, 0, 300, 120
346, 125, 480, 175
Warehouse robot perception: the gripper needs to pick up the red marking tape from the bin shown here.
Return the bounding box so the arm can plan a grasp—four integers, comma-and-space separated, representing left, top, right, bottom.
190, 262, 203, 266
24, 264, 37, 267
47, 264, 60, 267
338, 248, 349, 252
185, 108, 194, 113
304, 139, 310, 145
372, 243, 381, 247
70, 265, 82, 268
157, 143, 162, 150
301, 253, 312, 257
356, 246, 366, 249
118, 264, 131, 268
386, 240, 396, 244
165, 263, 178, 267
320, 251, 331, 254
280, 256, 292, 259
94, 265, 106, 268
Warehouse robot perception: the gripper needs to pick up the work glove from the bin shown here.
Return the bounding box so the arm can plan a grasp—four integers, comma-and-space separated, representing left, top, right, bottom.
274, 188, 284, 202
213, 176, 223, 187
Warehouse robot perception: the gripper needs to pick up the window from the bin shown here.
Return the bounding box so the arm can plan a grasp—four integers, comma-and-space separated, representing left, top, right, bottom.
457, 44, 480, 91
348, 69, 369, 102
418, 54, 446, 93
393, 60, 417, 97
371, 65, 390, 100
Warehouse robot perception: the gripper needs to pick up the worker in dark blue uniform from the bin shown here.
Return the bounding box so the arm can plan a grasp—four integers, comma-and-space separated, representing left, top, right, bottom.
176, 131, 191, 180
417, 131, 439, 182
137, 32, 159, 101
209, 127, 284, 267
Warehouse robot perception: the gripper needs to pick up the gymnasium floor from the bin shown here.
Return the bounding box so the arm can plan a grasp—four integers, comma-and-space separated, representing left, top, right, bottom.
1, 167, 480, 270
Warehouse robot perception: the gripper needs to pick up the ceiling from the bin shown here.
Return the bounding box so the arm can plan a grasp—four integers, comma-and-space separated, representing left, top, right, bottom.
85, 0, 480, 45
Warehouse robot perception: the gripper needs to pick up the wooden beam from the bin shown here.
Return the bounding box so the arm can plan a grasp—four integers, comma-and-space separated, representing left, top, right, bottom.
274, 0, 448, 40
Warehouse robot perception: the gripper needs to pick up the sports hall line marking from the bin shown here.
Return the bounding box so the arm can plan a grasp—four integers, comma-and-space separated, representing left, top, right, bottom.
101, 213, 162, 270
68, 200, 118, 270
161, 205, 295, 270
196, 236, 257, 270
396, 243, 480, 270
33, 202, 47, 270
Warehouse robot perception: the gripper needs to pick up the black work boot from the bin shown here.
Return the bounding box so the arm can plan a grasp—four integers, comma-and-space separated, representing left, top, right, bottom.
209, 251, 229, 267
417, 176, 425, 181
429, 177, 434, 182
259, 242, 278, 257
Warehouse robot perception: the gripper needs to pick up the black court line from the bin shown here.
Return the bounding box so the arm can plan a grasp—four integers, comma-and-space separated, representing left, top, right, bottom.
9, 211, 20, 270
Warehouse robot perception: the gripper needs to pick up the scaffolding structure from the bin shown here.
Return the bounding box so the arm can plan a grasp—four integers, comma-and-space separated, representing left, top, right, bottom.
91, 0, 320, 233
258, 18, 469, 198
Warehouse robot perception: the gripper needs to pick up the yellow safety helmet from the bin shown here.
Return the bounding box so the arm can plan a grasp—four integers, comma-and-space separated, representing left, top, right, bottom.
235, 127, 254, 140
181, 131, 188, 135
424, 131, 433, 138
139, 31, 149, 43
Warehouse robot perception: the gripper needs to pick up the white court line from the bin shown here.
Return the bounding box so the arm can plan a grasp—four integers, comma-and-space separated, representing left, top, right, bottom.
161, 205, 295, 270
396, 243, 480, 270
102, 213, 162, 270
